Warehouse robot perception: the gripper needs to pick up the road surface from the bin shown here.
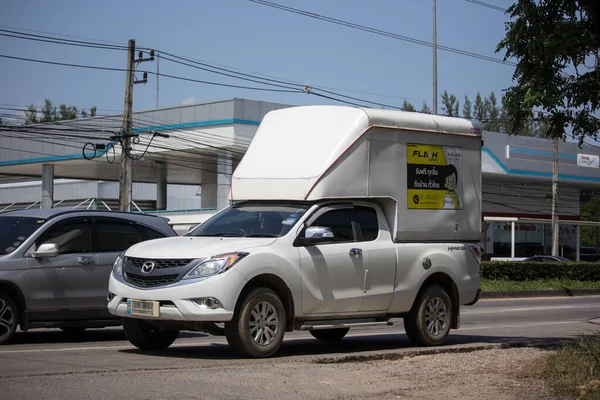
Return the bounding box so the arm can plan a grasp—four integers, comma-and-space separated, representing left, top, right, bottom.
1, 296, 598, 399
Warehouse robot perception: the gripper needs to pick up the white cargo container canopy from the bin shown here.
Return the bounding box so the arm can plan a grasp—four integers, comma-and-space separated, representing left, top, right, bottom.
231, 105, 483, 242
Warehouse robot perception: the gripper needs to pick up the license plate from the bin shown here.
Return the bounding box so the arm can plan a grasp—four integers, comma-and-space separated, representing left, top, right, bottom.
126, 299, 159, 317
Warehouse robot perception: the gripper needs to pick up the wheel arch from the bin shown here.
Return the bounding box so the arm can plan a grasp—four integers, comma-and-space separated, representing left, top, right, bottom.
412, 272, 460, 329
236, 273, 295, 332
0, 280, 28, 329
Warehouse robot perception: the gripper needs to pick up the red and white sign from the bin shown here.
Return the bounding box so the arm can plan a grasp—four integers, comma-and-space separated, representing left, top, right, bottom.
577, 153, 599, 168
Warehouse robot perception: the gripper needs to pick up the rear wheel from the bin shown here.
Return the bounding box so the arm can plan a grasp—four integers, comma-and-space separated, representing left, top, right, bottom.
0, 293, 18, 345
404, 285, 452, 346
123, 318, 179, 351
225, 287, 286, 358
310, 328, 350, 341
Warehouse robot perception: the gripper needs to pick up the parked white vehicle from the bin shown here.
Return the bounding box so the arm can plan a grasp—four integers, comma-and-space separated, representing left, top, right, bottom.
108, 105, 483, 358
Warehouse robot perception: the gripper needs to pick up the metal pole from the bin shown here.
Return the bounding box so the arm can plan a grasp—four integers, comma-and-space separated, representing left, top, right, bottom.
551, 138, 559, 256
433, 0, 438, 115
119, 39, 135, 212
156, 52, 159, 108
511, 221, 515, 258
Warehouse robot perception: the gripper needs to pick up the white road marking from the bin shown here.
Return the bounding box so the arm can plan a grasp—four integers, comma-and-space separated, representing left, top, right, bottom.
463, 305, 579, 314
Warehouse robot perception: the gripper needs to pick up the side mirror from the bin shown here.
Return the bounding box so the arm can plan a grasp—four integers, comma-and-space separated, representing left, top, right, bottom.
305, 226, 334, 239
32, 243, 59, 258
295, 226, 335, 246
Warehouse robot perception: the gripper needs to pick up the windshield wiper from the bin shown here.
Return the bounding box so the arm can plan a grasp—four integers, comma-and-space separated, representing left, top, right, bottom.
194, 232, 244, 237
245, 233, 279, 238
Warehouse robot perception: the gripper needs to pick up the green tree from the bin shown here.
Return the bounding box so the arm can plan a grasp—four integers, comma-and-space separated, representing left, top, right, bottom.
24, 105, 38, 125
40, 99, 56, 123
484, 92, 501, 131
402, 100, 416, 112
0, 117, 3, 126
497, 0, 600, 144
58, 104, 78, 120
90, 106, 97, 117
441, 90, 459, 117
463, 95, 473, 119
474, 92, 486, 122
420, 103, 432, 114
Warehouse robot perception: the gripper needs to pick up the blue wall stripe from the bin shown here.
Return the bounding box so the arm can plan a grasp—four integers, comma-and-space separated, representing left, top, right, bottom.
509, 146, 577, 160
131, 118, 260, 133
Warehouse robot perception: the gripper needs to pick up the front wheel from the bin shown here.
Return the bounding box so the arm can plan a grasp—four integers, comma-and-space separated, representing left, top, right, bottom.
123, 318, 179, 351
310, 328, 350, 341
0, 293, 18, 345
404, 285, 452, 346
225, 287, 286, 358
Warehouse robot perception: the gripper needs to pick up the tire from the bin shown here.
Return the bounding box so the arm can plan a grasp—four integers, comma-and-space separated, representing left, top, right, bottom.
123, 318, 179, 351
0, 293, 18, 345
404, 285, 452, 346
60, 327, 87, 335
225, 287, 286, 358
310, 328, 350, 341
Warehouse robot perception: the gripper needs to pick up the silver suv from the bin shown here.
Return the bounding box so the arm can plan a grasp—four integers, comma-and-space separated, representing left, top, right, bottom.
0, 208, 176, 344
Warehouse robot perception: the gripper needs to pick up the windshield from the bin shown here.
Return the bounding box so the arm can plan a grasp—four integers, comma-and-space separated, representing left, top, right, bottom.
189, 203, 311, 238
0, 216, 46, 255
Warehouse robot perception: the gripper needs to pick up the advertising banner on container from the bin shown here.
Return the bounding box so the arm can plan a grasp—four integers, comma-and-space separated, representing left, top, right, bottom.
407, 143, 463, 210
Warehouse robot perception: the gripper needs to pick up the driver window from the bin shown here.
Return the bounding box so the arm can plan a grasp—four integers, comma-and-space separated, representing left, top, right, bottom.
309, 209, 354, 243
37, 218, 92, 255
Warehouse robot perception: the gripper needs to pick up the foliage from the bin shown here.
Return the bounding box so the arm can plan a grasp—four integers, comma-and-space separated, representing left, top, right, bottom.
497, 0, 600, 145
23, 98, 97, 125
480, 278, 600, 291
481, 261, 600, 281
581, 192, 600, 248
420, 103, 432, 114
441, 90, 460, 117
463, 95, 472, 119
402, 100, 416, 112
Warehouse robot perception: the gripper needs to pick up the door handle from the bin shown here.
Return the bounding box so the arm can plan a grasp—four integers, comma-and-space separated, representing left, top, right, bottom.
77, 256, 95, 265
349, 248, 362, 258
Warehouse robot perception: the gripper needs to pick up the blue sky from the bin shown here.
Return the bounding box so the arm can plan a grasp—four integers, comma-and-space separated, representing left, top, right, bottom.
0, 0, 517, 117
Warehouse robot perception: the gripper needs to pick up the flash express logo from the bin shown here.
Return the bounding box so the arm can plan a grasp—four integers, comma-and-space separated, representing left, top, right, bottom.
413, 194, 420, 204
413, 150, 439, 159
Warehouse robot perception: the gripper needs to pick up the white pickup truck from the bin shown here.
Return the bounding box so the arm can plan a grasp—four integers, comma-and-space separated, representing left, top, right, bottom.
108, 105, 483, 358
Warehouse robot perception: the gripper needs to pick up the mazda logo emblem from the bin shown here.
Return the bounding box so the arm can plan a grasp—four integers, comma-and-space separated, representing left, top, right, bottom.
141, 261, 156, 274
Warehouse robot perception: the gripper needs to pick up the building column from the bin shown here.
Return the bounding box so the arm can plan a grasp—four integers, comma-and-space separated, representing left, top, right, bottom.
199, 164, 217, 209
217, 151, 233, 210
510, 221, 515, 258
41, 164, 54, 209
156, 162, 168, 210
576, 224, 581, 261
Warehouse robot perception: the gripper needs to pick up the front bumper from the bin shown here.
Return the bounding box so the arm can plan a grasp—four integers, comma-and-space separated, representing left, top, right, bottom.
107, 269, 248, 322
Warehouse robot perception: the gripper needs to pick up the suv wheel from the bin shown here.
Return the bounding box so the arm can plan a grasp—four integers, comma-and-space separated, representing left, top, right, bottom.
123, 318, 179, 351
404, 285, 452, 346
225, 287, 286, 358
0, 293, 18, 345
310, 328, 350, 341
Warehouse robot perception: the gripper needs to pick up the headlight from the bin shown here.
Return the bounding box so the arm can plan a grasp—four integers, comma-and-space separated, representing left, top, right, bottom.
184, 252, 248, 280
113, 253, 124, 276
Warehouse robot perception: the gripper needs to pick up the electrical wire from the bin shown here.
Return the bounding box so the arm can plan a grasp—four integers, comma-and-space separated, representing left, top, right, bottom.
465, 0, 508, 13
247, 0, 516, 66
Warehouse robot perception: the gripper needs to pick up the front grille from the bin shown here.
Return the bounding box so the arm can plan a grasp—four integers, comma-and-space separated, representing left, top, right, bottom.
125, 272, 179, 288
126, 257, 193, 269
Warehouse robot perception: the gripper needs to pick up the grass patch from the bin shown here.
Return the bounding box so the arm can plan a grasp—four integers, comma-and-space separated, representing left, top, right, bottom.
480, 278, 600, 292
539, 335, 600, 399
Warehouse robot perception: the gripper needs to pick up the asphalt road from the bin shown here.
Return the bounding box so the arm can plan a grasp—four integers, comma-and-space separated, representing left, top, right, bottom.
1, 296, 599, 399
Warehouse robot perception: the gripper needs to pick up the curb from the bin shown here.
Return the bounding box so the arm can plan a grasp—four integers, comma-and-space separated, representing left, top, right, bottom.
481, 288, 600, 299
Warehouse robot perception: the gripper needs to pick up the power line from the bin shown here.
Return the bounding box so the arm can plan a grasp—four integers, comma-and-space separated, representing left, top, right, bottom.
464, 0, 507, 13
0, 29, 127, 51
247, 0, 515, 66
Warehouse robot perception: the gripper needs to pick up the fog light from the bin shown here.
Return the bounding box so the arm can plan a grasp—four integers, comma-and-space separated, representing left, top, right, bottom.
192, 297, 222, 309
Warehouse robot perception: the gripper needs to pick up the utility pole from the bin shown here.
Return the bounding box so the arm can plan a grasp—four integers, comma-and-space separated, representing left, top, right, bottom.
156, 52, 160, 108
551, 137, 559, 256
432, 0, 438, 115
118, 39, 154, 212
119, 39, 135, 212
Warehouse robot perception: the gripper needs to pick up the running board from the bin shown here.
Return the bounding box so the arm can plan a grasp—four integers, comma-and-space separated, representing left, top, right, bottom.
299, 320, 393, 331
